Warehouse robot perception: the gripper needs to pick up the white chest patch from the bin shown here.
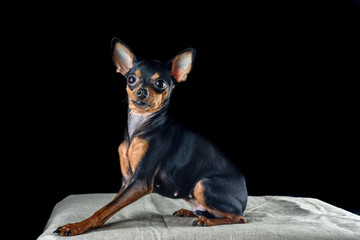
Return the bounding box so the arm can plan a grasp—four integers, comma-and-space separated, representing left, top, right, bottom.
128, 112, 150, 139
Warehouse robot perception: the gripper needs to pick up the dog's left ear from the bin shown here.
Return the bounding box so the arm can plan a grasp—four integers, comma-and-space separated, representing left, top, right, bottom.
112, 38, 137, 76
169, 48, 196, 83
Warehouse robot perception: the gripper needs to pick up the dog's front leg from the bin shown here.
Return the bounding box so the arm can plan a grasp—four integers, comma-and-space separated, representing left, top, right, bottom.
54, 180, 153, 236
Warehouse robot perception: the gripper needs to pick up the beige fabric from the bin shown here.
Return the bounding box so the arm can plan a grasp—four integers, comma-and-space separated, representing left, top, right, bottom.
38, 193, 360, 240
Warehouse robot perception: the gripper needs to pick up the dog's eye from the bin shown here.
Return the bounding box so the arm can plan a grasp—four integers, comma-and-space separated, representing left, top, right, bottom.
155, 80, 166, 89
127, 76, 137, 85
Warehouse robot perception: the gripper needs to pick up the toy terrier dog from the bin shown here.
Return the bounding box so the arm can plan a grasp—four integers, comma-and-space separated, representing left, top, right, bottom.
54, 38, 247, 236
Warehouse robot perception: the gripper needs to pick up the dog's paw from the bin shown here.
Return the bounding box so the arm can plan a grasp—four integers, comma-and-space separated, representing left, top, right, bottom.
53, 222, 90, 236
173, 208, 197, 217
192, 217, 210, 227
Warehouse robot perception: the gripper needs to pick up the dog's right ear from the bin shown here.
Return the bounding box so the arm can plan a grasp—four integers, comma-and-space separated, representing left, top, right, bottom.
112, 38, 137, 76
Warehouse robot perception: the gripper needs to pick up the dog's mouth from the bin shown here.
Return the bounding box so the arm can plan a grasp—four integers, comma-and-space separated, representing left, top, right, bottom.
132, 100, 152, 109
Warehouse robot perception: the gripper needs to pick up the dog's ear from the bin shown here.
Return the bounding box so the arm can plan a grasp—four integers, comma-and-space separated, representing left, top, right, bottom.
112, 38, 137, 76
169, 48, 196, 83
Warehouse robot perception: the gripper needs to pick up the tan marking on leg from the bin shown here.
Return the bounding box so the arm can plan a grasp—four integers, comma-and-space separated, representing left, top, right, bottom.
56, 182, 154, 236
128, 137, 149, 173
118, 141, 131, 180
192, 180, 246, 226
193, 180, 206, 206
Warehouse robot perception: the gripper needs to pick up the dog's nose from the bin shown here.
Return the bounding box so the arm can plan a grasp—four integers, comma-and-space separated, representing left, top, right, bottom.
137, 88, 148, 100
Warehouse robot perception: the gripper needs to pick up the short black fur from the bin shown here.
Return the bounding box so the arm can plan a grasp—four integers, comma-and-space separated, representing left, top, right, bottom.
53, 38, 247, 236
116, 39, 248, 216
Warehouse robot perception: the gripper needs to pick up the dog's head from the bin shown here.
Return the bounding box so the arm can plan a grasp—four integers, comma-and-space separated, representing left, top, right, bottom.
112, 38, 195, 113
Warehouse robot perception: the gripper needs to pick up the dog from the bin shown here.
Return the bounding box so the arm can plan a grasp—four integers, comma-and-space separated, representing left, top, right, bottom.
54, 38, 247, 236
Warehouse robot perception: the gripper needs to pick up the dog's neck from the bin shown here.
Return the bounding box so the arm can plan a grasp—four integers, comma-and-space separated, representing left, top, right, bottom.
127, 110, 151, 140
127, 106, 169, 141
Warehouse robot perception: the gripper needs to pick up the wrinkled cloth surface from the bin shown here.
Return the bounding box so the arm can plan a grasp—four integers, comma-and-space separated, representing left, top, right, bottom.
38, 193, 360, 240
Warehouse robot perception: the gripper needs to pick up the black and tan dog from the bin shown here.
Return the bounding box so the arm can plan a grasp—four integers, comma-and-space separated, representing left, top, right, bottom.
54, 38, 248, 236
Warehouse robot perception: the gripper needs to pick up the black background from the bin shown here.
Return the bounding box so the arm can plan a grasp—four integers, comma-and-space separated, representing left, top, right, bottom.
7, 1, 359, 239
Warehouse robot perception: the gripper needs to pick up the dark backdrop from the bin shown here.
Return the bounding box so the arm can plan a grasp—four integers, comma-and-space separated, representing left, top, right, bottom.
11, 1, 359, 239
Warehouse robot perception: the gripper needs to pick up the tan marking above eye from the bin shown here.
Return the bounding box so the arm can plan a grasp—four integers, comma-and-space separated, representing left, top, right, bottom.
135, 69, 142, 78
151, 72, 160, 80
